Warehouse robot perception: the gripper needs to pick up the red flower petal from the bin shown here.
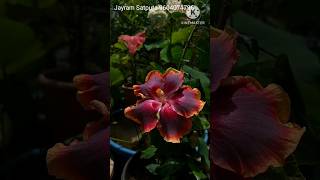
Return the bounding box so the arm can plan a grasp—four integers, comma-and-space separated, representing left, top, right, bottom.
83, 120, 108, 141
211, 29, 239, 92
124, 99, 162, 132
157, 103, 192, 143
47, 128, 109, 180
133, 68, 184, 99
119, 31, 146, 55
73, 72, 109, 110
169, 86, 205, 118
211, 76, 305, 178
162, 68, 184, 96
133, 70, 163, 98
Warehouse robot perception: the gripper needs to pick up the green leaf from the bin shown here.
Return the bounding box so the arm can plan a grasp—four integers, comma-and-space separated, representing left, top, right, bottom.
160, 47, 169, 62
145, 163, 160, 175
193, 116, 210, 130
170, 12, 185, 19
110, 67, 124, 86
183, 65, 210, 101
157, 160, 181, 177
140, 145, 157, 159
111, 54, 120, 63
198, 138, 210, 168
113, 42, 127, 50
171, 26, 193, 45
0, 17, 45, 76
171, 45, 183, 64
188, 161, 208, 180
0, 17, 35, 63
144, 40, 169, 51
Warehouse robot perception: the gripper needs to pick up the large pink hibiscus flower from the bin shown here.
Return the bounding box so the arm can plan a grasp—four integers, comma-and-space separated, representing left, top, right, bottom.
210, 29, 305, 178
124, 68, 205, 143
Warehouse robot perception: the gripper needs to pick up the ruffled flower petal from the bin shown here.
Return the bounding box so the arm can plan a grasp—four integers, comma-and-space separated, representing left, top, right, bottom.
169, 86, 205, 118
133, 68, 184, 99
133, 70, 163, 98
211, 29, 239, 92
162, 68, 184, 96
211, 76, 305, 178
157, 103, 192, 143
124, 99, 162, 133
119, 31, 146, 55
73, 72, 109, 110
47, 127, 109, 180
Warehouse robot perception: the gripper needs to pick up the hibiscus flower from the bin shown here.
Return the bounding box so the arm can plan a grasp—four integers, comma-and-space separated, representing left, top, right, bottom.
119, 31, 146, 56
124, 68, 205, 143
210, 29, 305, 178
73, 72, 109, 112
47, 72, 109, 180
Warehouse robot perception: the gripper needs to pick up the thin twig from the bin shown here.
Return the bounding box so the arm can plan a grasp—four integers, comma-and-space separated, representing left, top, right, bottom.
178, 24, 198, 69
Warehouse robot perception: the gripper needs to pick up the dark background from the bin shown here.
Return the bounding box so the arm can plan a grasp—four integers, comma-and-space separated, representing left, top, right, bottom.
1, 0, 320, 179
0, 0, 108, 179
212, 0, 320, 179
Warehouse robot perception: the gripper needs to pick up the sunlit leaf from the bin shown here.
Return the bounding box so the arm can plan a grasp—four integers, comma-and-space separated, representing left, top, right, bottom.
140, 145, 157, 159
171, 26, 193, 45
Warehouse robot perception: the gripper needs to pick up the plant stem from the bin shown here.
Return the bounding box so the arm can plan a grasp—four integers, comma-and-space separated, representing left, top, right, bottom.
178, 25, 197, 69
131, 55, 137, 84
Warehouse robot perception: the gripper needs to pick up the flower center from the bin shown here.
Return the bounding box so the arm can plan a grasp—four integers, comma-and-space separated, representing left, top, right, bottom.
155, 88, 166, 102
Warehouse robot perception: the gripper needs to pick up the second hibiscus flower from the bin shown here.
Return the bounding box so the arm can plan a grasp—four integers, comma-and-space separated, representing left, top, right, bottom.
124, 68, 205, 143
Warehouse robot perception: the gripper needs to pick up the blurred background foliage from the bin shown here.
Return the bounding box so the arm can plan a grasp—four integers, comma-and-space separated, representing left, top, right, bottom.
212, 0, 320, 179
0, 0, 107, 179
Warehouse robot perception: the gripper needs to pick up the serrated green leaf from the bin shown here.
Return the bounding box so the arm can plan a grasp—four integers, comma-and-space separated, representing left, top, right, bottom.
140, 145, 157, 159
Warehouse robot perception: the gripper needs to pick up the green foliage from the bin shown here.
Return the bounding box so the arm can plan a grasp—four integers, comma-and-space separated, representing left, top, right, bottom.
141, 145, 158, 159
183, 65, 210, 101
110, 67, 124, 86
110, 0, 210, 179
0, 17, 45, 77
171, 26, 194, 45
145, 163, 160, 175
188, 161, 208, 180
198, 138, 210, 168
